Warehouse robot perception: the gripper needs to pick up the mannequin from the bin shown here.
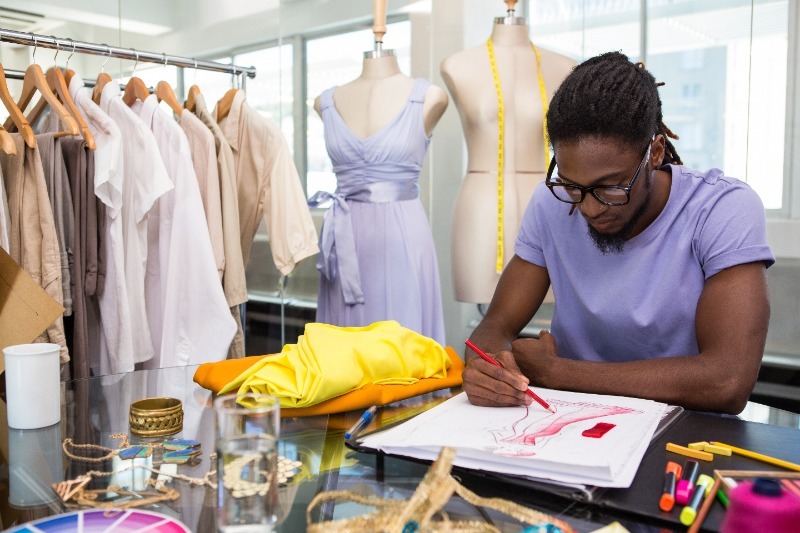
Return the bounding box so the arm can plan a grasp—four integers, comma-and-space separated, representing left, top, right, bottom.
313, 38, 447, 136
441, 0, 575, 303
310, 0, 449, 344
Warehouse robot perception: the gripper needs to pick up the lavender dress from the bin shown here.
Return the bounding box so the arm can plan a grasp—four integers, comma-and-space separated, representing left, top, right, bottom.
310, 78, 446, 345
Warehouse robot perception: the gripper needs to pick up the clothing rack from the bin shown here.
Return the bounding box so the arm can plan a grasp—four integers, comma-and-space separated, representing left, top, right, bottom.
0, 27, 256, 88
3, 67, 100, 88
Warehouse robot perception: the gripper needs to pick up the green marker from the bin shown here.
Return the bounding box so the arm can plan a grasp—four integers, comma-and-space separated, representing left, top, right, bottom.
680, 474, 714, 526
717, 488, 730, 508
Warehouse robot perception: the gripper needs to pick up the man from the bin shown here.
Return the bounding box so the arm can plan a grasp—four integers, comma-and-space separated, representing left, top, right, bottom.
463, 52, 774, 415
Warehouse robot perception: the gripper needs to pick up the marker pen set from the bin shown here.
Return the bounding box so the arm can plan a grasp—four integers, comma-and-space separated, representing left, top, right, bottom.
659, 459, 716, 526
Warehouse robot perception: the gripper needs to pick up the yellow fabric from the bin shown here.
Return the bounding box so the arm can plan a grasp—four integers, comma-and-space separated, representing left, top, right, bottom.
216, 321, 452, 409
193, 348, 463, 418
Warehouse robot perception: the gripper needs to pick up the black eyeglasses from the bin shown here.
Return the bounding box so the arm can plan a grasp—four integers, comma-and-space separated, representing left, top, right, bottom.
545, 137, 654, 207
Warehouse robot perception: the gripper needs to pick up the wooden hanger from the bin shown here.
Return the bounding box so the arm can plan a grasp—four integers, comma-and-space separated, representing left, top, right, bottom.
122, 76, 150, 107
154, 80, 183, 116
0, 125, 16, 155
216, 87, 238, 123
27, 67, 96, 149
4, 63, 79, 137
122, 50, 150, 107
0, 64, 36, 148
185, 84, 201, 113
92, 46, 114, 105
92, 72, 113, 105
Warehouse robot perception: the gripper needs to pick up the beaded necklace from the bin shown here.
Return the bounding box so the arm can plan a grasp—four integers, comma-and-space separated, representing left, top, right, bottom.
486, 37, 549, 273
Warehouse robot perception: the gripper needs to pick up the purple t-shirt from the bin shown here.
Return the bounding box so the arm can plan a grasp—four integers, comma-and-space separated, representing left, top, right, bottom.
515, 165, 775, 362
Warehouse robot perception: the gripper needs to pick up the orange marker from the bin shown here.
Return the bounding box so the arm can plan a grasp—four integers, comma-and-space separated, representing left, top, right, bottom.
660, 461, 683, 512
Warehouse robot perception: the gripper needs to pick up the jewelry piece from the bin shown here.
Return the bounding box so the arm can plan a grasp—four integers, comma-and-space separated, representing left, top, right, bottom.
486, 37, 549, 274
163, 448, 202, 464
53, 457, 219, 508
53, 475, 92, 503
75, 482, 180, 510
222, 454, 273, 498
277, 456, 302, 485
62, 439, 119, 463
129, 397, 183, 437
63, 434, 202, 463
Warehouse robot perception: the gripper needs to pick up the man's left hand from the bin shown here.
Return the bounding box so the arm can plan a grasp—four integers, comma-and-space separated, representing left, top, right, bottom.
512, 329, 560, 387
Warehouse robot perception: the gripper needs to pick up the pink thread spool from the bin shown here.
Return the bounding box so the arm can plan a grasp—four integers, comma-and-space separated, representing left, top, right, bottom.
721, 478, 800, 533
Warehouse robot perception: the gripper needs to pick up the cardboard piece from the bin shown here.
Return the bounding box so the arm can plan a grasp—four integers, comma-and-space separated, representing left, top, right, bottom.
0, 247, 65, 373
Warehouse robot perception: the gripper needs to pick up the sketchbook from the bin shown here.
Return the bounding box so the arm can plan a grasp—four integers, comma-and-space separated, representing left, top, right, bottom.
357, 390, 673, 489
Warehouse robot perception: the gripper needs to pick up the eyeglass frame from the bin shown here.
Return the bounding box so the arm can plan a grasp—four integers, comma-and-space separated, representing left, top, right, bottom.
545, 136, 655, 207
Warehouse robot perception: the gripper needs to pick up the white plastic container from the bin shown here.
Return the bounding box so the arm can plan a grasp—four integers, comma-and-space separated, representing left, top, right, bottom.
3, 343, 61, 429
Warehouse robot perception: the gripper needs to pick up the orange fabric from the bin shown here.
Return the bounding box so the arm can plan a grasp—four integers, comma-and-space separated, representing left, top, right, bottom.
194, 347, 464, 417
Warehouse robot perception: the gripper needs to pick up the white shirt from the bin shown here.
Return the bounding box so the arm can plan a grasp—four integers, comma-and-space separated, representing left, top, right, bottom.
69, 76, 135, 376
100, 83, 173, 370
131, 95, 235, 368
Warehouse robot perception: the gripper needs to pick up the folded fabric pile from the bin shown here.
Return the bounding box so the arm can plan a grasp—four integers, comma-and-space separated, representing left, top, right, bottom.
193, 321, 463, 416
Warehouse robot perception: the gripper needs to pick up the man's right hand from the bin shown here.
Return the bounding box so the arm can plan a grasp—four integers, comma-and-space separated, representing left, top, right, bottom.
462, 350, 533, 407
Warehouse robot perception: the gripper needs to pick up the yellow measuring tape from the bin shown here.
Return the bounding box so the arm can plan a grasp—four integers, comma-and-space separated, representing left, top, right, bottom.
487, 38, 549, 273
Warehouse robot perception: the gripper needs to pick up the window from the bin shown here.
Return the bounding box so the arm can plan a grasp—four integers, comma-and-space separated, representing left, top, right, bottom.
529, 0, 798, 362
234, 45, 294, 155
528, 0, 789, 211
305, 20, 411, 198
182, 57, 234, 111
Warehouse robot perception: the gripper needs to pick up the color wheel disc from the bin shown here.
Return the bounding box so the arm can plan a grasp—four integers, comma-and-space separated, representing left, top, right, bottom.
6, 509, 191, 532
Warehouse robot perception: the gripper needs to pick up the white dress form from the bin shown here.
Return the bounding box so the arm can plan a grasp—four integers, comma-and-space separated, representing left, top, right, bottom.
441, 17, 575, 303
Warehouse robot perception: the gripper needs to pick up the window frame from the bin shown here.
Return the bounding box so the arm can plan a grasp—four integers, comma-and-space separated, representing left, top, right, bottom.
526, 0, 798, 236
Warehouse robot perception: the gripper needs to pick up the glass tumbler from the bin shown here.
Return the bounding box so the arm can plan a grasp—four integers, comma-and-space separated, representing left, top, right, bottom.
214, 393, 281, 532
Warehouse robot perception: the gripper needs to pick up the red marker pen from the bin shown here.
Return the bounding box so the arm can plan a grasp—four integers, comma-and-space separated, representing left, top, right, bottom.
660, 461, 683, 512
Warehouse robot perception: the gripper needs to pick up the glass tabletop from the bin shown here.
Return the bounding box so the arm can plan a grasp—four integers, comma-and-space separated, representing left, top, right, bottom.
1, 365, 798, 532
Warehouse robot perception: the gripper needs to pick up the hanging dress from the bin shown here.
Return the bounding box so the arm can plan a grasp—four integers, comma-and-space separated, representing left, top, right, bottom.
311, 78, 446, 345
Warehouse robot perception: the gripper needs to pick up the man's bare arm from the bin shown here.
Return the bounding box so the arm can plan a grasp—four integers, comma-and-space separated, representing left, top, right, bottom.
513, 262, 769, 414
462, 256, 552, 407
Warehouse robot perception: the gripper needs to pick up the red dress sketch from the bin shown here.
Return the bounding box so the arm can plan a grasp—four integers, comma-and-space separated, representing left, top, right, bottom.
486, 399, 639, 457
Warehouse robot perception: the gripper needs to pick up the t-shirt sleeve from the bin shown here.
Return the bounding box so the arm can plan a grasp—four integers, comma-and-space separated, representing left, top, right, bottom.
696, 182, 775, 279
514, 183, 548, 268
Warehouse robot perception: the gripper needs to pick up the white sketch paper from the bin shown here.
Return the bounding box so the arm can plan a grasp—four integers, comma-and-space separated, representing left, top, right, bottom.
361, 390, 666, 488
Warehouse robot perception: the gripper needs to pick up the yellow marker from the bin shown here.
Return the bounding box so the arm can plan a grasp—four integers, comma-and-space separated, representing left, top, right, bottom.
711, 441, 800, 472
680, 474, 714, 526
666, 442, 714, 461
688, 441, 709, 450
703, 443, 732, 456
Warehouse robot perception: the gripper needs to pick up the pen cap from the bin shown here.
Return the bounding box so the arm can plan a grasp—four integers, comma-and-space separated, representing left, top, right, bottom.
721, 478, 800, 533
682, 460, 699, 484
665, 461, 682, 478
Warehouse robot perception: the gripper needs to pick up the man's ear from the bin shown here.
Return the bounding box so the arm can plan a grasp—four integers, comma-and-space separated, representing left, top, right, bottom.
652, 133, 667, 166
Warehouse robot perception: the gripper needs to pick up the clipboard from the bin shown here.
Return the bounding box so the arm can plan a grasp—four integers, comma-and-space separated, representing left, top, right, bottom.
347, 399, 684, 503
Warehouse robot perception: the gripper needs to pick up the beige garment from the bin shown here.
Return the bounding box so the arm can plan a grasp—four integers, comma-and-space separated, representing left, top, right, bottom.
0, 165, 9, 253
0, 134, 69, 363
179, 110, 225, 280
216, 90, 318, 276
194, 93, 247, 358
36, 133, 74, 317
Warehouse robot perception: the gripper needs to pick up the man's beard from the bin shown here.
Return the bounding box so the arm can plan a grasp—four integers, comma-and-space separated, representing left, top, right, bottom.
587, 171, 653, 255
